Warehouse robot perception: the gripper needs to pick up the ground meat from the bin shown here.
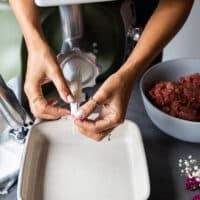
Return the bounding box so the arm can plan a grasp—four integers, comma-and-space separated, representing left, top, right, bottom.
148, 73, 200, 121
179, 73, 200, 109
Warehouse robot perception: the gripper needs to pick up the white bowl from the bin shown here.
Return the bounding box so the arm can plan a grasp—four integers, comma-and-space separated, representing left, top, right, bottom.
140, 58, 200, 143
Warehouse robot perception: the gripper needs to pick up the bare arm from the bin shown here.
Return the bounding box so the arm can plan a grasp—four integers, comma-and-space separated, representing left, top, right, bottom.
73, 0, 194, 141
9, 0, 73, 119
118, 0, 194, 83
9, 0, 45, 52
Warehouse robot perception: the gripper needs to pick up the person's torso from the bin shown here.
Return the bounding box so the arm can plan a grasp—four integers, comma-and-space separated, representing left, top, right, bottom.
133, 0, 159, 27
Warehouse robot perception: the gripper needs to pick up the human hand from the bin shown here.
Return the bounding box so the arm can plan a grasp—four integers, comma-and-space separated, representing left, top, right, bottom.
71, 73, 134, 141
24, 45, 74, 119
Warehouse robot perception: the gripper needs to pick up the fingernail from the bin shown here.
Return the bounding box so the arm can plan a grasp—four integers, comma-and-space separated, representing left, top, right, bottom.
74, 110, 84, 120
67, 95, 74, 103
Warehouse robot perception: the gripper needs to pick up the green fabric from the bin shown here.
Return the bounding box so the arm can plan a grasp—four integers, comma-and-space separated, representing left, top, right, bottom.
0, 3, 22, 81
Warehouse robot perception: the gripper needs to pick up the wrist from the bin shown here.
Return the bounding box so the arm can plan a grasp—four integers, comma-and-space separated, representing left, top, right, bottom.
24, 27, 48, 53
117, 61, 139, 85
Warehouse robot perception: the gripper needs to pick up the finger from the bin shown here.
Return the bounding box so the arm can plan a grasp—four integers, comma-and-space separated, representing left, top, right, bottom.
25, 81, 69, 119
46, 98, 70, 116
36, 113, 60, 120
30, 97, 59, 119
50, 68, 74, 103
33, 105, 69, 120
73, 98, 98, 120
77, 127, 97, 140
74, 91, 108, 120
31, 95, 70, 119
45, 104, 70, 117
77, 127, 104, 141
77, 127, 113, 141
40, 77, 51, 85
35, 105, 69, 119
74, 115, 115, 134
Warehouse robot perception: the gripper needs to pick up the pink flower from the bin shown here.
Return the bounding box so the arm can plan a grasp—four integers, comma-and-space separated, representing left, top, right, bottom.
185, 177, 200, 191
192, 194, 200, 200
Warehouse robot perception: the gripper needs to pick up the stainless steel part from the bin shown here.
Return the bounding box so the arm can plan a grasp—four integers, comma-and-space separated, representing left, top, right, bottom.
120, 0, 134, 59
125, 27, 143, 59
0, 75, 33, 142
0, 113, 7, 133
0, 175, 18, 195
127, 27, 143, 42
59, 5, 83, 52
57, 49, 99, 114
58, 5, 100, 105
58, 49, 99, 88
35, 0, 117, 7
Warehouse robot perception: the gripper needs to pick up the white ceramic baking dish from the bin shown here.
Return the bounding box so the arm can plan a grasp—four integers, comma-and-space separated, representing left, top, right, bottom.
17, 117, 150, 200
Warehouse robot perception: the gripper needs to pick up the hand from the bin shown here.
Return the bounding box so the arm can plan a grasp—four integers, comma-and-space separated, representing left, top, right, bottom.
24, 45, 74, 119
72, 73, 133, 141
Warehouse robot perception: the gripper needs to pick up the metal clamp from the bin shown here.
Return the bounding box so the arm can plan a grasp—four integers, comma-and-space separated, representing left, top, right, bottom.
0, 75, 34, 143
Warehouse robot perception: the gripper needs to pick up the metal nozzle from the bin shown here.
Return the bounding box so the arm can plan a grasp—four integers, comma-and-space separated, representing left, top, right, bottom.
59, 5, 83, 52
57, 4, 100, 115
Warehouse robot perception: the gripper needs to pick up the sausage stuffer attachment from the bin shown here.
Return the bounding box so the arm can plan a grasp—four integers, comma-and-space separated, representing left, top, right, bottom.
57, 48, 99, 115
57, 5, 99, 114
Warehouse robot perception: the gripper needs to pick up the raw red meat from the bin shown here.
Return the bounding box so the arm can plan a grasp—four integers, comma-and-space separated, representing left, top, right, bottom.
148, 73, 200, 121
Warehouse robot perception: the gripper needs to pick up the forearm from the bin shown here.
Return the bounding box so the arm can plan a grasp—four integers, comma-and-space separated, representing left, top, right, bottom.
9, 0, 47, 52
118, 0, 194, 83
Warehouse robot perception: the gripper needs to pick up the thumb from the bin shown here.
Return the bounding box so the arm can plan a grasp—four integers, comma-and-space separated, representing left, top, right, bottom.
74, 89, 108, 120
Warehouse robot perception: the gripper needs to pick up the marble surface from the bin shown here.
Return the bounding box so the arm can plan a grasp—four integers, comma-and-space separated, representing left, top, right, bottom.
1, 80, 200, 200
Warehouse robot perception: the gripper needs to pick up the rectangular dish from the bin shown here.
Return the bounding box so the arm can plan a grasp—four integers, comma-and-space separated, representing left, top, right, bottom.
18, 117, 150, 200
